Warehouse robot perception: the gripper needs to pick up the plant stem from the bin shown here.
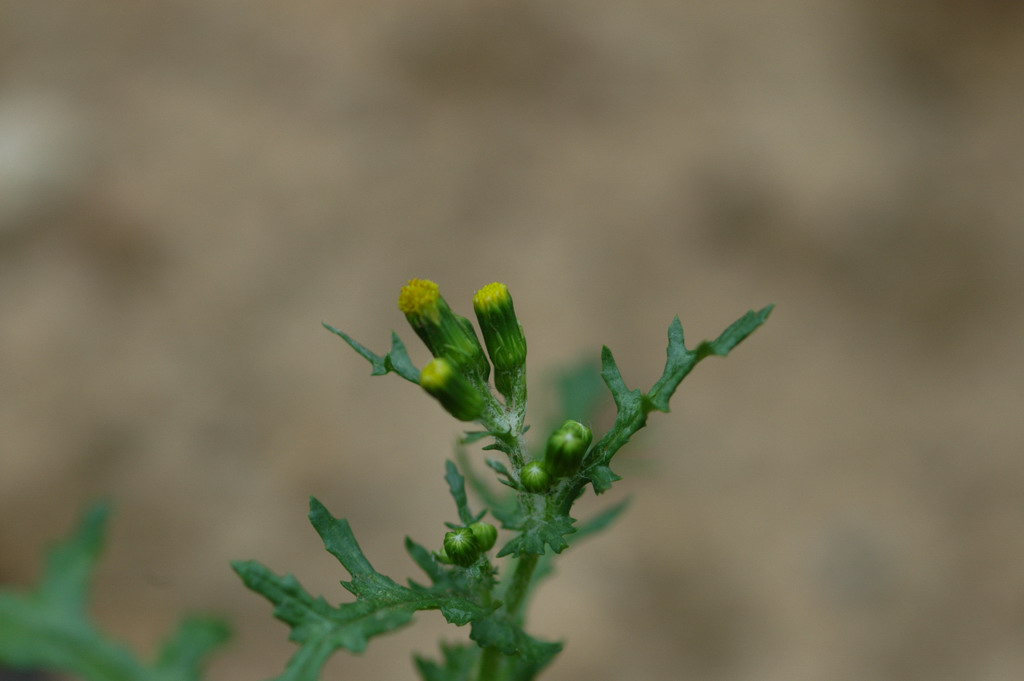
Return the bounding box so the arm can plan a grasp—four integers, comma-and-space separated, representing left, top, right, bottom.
503, 553, 540, 624
478, 645, 503, 681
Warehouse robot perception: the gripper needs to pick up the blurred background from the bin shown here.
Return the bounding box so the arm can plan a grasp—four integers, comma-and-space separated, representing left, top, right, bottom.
2, 1, 1023, 679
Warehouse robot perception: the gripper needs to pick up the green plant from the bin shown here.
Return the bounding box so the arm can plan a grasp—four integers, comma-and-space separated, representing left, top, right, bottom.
0, 279, 771, 681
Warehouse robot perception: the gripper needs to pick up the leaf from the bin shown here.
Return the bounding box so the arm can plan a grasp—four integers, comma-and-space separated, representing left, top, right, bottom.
444, 460, 475, 526
156, 618, 232, 678
322, 323, 421, 384
647, 306, 773, 413
414, 642, 478, 681
405, 537, 447, 587
588, 465, 622, 495
572, 306, 773, 498
550, 358, 607, 432
531, 498, 632, 586
236, 498, 497, 681
0, 503, 229, 681
459, 431, 492, 444
496, 515, 576, 558
469, 615, 562, 675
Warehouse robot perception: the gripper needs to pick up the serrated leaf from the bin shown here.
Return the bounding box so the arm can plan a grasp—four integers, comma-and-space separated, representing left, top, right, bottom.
469, 615, 561, 675
588, 465, 622, 495
0, 503, 229, 681
460, 431, 492, 444
496, 515, 576, 557
322, 323, 420, 384
443, 460, 475, 526
647, 306, 773, 412
237, 498, 498, 681
414, 642, 478, 681
553, 358, 606, 427
532, 498, 632, 586
405, 537, 447, 587
156, 617, 232, 677
573, 307, 772, 499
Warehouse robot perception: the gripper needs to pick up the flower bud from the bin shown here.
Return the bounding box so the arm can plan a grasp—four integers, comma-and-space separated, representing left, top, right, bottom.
520, 459, 551, 493
420, 358, 485, 421
443, 528, 481, 567
469, 522, 498, 552
473, 282, 527, 396
399, 279, 489, 381
544, 420, 593, 478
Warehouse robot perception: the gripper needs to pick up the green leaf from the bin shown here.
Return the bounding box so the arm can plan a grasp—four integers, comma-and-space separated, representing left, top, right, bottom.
414, 642, 478, 681
0, 503, 229, 681
550, 358, 606, 433
156, 618, 232, 678
444, 460, 475, 526
459, 431, 492, 444
570, 306, 773, 499
405, 537, 447, 587
588, 465, 622, 494
647, 306, 773, 412
322, 323, 421, 384
469, 615, 561, 675
496, 515, 576, 558
531, 498, 631, 586
236, 498, 497, 681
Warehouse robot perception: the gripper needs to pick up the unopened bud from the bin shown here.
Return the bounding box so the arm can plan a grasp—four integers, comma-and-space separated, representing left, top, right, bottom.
473, 283, 527, 397
443, 528, 481, 567
399, 279, 489, 381
520, 460, 551, 493
544, 420, 593, 478
420, 358, 484, 421
469, 522, 498, 552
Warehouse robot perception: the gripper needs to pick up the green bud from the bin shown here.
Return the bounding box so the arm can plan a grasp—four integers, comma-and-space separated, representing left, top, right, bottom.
469, 521, 498, 552
544, 420, 593, 478
399, 279, 490, 381
520, 459, 551, 493
420, 358, 485, 421
443, 528, 481, 567
473, 282, 527, 397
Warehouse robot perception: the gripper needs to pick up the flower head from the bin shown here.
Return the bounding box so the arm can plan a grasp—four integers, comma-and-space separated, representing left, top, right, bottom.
420, 358, 484, 421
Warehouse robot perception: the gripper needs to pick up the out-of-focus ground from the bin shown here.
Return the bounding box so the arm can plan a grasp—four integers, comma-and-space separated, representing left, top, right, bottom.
2, 1, 1023, 679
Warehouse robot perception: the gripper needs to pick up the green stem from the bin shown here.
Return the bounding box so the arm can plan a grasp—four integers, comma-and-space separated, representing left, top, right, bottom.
477, 645, 503, 681
503, 553, 540, 624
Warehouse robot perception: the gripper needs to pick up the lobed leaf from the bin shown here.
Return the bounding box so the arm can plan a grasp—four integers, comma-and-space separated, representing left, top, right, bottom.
443, 460, 475, 527
236, 498, 498, 681
0, 503, 228, 681
469, 616, 562, 675
496, 515, 576, 558
322, 323, 421, 384
414, 642, 478, 681
575, 306, 773, 498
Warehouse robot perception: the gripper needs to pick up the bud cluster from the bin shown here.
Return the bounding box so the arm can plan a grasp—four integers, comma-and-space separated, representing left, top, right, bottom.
440, 521, 498, 568
399, 278, 528, 422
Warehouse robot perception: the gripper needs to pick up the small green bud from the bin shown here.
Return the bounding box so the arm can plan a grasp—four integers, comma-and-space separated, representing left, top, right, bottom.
399, 279, 490, 381
473, 282, 527, 396
443, 528, 481, 567
469, 521, 498, 552
420, 358, 485, 421
434, 546, 452, 564
520, 459, 551, 493
544, 420, 593, 478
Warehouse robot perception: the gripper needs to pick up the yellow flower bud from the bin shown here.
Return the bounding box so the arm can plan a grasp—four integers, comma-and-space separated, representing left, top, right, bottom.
399, 279, 489, 381
420, 358, 485, 421
473, 282, 527, 398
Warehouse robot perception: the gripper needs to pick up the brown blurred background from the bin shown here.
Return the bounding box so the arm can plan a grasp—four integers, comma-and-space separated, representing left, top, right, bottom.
2, 1, 1023, 679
